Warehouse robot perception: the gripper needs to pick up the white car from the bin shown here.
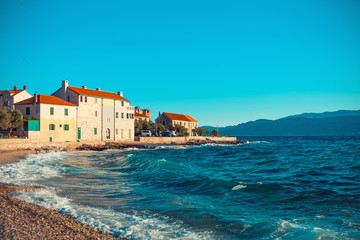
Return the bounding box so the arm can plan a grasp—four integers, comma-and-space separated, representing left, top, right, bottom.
140, 130, 152, 137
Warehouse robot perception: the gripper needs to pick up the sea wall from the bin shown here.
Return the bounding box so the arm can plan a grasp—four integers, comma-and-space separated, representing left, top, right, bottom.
135, 136, 237, 144
0, 139, 105, 151
0, 136, 237, 151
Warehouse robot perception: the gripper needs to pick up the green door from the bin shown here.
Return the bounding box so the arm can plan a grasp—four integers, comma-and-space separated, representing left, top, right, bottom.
77, 128, 81, 140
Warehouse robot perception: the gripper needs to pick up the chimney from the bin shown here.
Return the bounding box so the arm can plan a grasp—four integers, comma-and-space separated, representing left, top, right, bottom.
23, 85, 27, 90
14, 86, 17, 91
96, 88, 101, 91
82, 86, 87, 89
62, 80, 68, 90
34, 92, 38, 103
117, 92, 123, 97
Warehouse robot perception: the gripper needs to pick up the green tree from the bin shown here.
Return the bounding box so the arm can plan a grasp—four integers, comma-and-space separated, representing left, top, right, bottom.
174, 124, 188, 136
155, 123, 166, 133
210, 129, 219, 136
194, 128, 209, 136
0, 107, 10, 131
134, 119, 143, 131
0, 108, 23, 136
167, 124, 175, 132
141, 120, 150, 130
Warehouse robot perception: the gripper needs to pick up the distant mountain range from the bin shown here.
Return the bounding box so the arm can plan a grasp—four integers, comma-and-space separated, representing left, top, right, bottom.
202, 110, 360, 136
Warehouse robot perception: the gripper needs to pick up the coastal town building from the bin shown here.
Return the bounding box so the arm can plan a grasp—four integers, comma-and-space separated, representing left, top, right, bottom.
52, 80, 135, 141
156, 112, 198, 136
0, 86, 32, 111
135, 107, 151, 122
15, 94, 77, 142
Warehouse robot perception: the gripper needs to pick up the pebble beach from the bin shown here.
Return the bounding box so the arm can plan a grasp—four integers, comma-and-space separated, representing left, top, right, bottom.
0, 150, 125, 240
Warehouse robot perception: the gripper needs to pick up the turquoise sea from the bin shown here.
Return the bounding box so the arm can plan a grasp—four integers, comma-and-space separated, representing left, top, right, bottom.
0, 137, 359, 239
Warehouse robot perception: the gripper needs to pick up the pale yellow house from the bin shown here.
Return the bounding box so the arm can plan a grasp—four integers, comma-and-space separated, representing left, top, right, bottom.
15, 94, 77, 142
156, 112, 198, 136
52, 80, 135, 141
0, 86, 32, 111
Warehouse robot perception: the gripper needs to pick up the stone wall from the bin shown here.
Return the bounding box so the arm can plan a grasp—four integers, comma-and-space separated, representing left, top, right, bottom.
135, 136, 237, 144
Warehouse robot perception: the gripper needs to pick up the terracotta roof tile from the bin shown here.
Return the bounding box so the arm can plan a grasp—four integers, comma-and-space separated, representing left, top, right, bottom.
135, 112, 149, 118
68, 86, 130, 102
15, 95, 77, 107
164, 112, 198, 122
0, 90, 24, 96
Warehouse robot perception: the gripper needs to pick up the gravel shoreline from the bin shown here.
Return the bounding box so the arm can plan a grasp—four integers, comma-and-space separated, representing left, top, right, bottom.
0, 140, 242, 239
0, 150, 125, 240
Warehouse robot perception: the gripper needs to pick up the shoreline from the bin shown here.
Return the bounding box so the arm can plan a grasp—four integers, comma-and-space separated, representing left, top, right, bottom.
0, 150, 126, 239
0, 139, 241, 239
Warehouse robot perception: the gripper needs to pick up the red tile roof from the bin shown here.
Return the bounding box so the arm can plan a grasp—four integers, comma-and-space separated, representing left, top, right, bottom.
164, 112, 198, 122
135, 112, 150, 118
68, 86, 130, 102
15, 95, 77, 107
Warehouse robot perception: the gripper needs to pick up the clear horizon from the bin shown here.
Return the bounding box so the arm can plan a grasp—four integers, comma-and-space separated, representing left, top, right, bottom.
1, 0, 360, 126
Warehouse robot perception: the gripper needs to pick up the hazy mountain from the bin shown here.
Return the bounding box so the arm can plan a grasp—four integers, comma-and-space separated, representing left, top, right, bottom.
283, 110, 360, 119
201, 110, 360, 136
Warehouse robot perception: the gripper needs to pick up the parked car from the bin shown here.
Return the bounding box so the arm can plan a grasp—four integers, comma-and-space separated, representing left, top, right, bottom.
161, 131, 175, 137
135, 131, 141, 136
140, 130, 152, 137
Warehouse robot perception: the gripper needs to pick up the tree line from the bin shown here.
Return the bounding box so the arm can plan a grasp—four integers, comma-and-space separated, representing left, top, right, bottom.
135, 119, 219, 136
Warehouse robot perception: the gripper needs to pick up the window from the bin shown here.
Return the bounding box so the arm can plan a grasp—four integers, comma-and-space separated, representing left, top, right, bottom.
64, 124, 69, 131
121, 129, 124, 138
95, 111, 97, 117
121, 113, 124, 119
67, 96, 70, 102
121, 101, 124, 106
50, 107, 54, 115
85, 96, 87, 102
49, 137, 53, 142
94, 98, 97, 103
94, 128, 97, 135
107, 118, 110, 122
116, 129, 119, 135
129, 129, 131, 138
116, 112, 118, 118
80, 96, 83, 102
49, 124, 55, 130
64, 108, 68, 116
26, 107, 30, 115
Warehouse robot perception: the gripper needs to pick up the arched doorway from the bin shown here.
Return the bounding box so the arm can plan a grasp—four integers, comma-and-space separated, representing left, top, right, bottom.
106, 128, 111, 139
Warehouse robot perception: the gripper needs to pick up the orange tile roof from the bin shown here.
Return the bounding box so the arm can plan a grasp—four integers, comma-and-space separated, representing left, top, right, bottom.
15, 95, 77, 107
164, 112, 198, 122
68, 86, 130, 102
0, 90, 24, 96
135, 111, 150, 118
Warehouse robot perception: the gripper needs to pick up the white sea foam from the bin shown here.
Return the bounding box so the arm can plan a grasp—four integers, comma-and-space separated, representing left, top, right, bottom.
0, 151, 214, 239
232, 181, 247, 190
269, 219, 340, 240
12, 189, 214, 240
0, 151, 66, 186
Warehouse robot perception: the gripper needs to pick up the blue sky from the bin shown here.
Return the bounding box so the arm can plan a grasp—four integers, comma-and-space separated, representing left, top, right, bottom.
1, 0, 359, 126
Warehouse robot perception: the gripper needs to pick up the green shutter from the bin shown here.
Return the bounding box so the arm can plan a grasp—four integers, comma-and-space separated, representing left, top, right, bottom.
64, 124, 69, 131
50, 107, 54, 115
94, 128, 97, 135
121, 101, 124, 106
116, 112, 118, 118
65, 108, 68, 116
121, 113, 124, 118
